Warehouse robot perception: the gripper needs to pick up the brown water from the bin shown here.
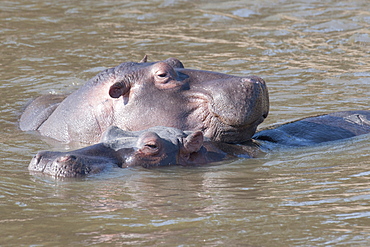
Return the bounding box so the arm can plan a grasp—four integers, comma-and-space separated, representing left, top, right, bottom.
1, 0, 370, 246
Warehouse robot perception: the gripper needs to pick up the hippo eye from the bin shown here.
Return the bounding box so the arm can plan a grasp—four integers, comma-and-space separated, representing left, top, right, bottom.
144, 142, 160, 152
154, 70, 183, 89
157, 72, 168, 78
152, 62, 183, 89
145, 143, 158, 149
155, 71, 171, 82
141, 141, 161, 155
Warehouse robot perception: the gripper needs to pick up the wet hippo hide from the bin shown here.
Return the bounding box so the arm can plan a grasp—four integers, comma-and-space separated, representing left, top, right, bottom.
28, 126, 261, 178
253, 110, 370, 146
20, 57, 269, 144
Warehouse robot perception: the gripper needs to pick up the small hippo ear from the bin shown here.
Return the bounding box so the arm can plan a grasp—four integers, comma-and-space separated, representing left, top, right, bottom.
183, 131, 203, 153
109, 82, 129, 98
139, 55, 148, 63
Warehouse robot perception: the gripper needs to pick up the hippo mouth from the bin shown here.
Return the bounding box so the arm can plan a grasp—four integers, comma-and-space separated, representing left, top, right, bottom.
206, 114, 267, 143
186, 93, 266, 143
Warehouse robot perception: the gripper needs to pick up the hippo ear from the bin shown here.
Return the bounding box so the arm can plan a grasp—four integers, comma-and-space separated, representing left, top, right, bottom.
183, 131, 203, 154
139, 55, 148, 63
109, 82, 129, 98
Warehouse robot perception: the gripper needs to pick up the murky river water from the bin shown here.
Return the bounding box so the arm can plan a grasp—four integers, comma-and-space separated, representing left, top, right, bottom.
1, 0, 370, 245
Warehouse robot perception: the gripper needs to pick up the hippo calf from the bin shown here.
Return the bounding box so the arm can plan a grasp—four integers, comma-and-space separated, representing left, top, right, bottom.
29, 110, 370, 178
29, 126, 261, 178
20, 56, 269, 144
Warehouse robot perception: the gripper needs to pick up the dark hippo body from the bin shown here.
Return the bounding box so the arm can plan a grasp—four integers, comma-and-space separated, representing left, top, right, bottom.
253, 110, 370, 146
20, 57, 269, 144
29, 110, 370, 178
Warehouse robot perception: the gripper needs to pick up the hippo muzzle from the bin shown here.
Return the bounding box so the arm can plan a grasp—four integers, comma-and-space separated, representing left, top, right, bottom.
29, 150, 116, 178
184, 73, 269, 143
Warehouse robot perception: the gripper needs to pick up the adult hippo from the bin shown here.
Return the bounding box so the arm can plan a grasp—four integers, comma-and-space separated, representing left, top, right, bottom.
29, 110, 370, 178
20, 56, 269, 144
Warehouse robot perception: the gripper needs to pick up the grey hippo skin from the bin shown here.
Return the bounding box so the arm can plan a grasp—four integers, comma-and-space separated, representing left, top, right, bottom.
253, 110, 370, 146
20, 56, 269, 144
28, 126, 261, 178
29, 110, 370, 178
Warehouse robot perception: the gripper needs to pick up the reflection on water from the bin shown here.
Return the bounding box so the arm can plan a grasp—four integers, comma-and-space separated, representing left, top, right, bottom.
1, 0, 370, 245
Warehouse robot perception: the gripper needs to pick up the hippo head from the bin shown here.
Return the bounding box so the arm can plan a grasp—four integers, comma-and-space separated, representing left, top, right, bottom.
100, 126, 205, 168
33, 57, 269, 143
28, 126, 208, 178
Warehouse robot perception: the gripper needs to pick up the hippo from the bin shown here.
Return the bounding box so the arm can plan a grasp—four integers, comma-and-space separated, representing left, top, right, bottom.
28, 126, 261, 178
29, 110, 370, 178
20, 56, 269, 144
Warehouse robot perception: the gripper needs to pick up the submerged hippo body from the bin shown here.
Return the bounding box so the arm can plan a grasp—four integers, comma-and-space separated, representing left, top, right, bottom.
29, 110, 370, 178
253, 110, 370, 146
29, 126, 261, 178
20, 57, 269, 144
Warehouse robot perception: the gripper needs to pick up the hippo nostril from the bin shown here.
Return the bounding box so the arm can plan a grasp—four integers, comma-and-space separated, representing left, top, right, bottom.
34, 153, 42, 164
57, 154, 77, 163
250, 78, 257, 83
33, 151, 49, 165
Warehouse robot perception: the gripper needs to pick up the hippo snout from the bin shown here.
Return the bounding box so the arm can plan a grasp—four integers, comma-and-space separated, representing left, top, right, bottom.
29, 150, 59, 173
202, 75, 269, 143
29, 153, 42, 172
28, 151, 112, 178
47, 154, 95, 177
29, 151, 84, 177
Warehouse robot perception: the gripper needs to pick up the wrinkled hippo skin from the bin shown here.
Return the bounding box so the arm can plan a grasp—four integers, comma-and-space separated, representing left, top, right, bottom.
20, 57, 269, 144
29, 110, 370, 178
29, 126, 261, 178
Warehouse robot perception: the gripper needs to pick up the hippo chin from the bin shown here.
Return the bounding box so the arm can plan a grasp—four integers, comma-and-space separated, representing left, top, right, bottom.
20, 56, 269, 144
29, 126, 260, 178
